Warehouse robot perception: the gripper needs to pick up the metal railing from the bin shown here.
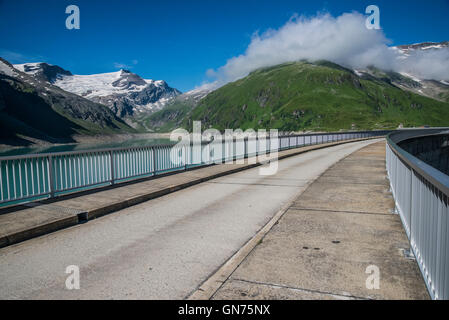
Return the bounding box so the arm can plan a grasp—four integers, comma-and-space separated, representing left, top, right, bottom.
0, 130, 388, 206
386, 128, 449, 300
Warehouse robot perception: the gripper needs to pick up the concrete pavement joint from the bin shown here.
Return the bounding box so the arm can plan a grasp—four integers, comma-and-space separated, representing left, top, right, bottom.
318, 177, 388, 186
288, 207, 394, 216
229, 278, 372, 300
219, 177, 311, 182
205, 181, 308, 188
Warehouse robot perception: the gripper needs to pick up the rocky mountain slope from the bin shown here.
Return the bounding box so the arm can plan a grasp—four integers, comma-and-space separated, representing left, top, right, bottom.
144, 87, 212, 132
355, 66, 449, 103
15, 63, 182, 118
0, 58, 133, 146
395, 41, 449, 54
353, 41, 449, 102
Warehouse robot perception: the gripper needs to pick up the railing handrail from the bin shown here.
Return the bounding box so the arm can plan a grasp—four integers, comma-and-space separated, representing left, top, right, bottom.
0, 130, 390, 207
386, 127, 449, 300
386, 128, 449, 197
0, 129, 389, 161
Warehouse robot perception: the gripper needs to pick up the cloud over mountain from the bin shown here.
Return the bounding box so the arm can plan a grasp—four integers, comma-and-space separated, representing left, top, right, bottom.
206, 12, 449, 87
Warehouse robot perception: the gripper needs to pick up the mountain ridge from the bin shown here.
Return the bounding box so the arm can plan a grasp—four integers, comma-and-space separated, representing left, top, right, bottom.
0, 58, 134, 146
185, 60, 449, 132
14, 63, 182, 118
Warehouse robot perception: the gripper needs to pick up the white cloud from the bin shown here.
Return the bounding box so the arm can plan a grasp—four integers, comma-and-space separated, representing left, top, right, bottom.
206, 12, 449, 87
113, 62, 132, 70
192, 80, 220, 92
114, 60, 138, 70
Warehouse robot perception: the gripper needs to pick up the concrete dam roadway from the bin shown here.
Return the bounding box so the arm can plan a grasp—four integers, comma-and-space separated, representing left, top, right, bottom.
0, 139, 381, 299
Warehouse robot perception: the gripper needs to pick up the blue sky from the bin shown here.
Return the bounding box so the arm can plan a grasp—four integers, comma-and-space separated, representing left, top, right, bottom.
0, 0, 448, 92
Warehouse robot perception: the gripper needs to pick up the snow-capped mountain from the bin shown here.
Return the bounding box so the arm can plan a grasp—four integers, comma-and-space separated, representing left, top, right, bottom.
395, 41, 449, 55
53, 69, 182, 117
14, 63, 182, 117
1, 57, 132, 145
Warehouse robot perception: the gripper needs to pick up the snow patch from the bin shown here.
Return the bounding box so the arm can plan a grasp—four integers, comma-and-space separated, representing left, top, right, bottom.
400, 72, 422, 83
421, 45, 443, 50
0, 60, 17, 77
353, 69, 364, 77
55, 71, 148, 98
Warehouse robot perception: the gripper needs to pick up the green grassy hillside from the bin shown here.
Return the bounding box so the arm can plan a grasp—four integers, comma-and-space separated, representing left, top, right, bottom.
184, 61, 449, 131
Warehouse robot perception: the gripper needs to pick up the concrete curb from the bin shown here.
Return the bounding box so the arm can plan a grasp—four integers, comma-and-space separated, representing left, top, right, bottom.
0, 215, 79, 248
0, 137, 381, 249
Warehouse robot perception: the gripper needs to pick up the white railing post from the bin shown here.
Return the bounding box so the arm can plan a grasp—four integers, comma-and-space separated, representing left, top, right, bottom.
48, 156, 55, 198
109, 151, 115, 185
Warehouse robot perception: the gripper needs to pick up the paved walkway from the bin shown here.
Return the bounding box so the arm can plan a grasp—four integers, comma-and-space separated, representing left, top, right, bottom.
0, 138, 373, 248
206, 141, 429, 300
0, 140, 379, 299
